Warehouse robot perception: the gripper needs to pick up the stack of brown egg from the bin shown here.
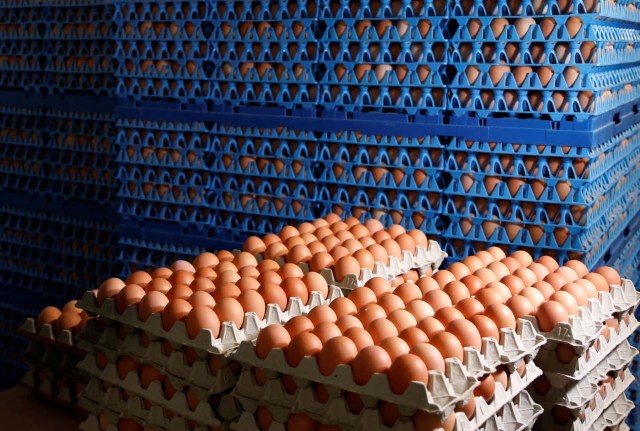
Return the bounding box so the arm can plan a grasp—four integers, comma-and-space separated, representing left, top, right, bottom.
21, 301, 90, 408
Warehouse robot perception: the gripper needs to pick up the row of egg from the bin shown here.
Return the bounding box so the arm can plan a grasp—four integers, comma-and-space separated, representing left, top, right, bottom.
455, 40, 598, 65
36, 300, 89, 335
463, 17, 585, 40
251, 248, 618, 393
454, 88, 595, 112
464, 65, 585, 89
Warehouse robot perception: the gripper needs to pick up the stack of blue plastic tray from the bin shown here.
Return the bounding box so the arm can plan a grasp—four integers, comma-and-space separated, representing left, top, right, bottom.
0, 0, 118, 388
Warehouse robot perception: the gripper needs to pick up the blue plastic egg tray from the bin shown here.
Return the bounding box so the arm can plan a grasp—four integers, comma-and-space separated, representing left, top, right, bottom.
0, 106, 117, 206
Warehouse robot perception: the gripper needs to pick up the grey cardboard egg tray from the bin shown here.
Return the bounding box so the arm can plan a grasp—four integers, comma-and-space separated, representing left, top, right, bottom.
78, 353, 239, 427
232, 352, 541, 431
78, 285, 343, 355
230, 340, 478, 419
533, 313, 639, 380
22, 337, 84, 379
20, 316, 82, 350
531, 368, 635, 429
521, 278, 640, 353
79, 377, 231, 431
78, 319, 239, 396
20, 368, 81, 407
533, 392, 634, 431
229, 390, 542, 431
317, 241, 447, 291
489, 319, 547, 371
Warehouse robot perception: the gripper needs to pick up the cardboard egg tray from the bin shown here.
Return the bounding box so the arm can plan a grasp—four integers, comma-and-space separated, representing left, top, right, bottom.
19, 317, 81, 349
232, 355, 541, 431
532, 392, 634, 431
522, 279, 640, 353
79, 379, 224, 431
20, 368, 84, 408
78, 319, 240, 395
78, 352, 239, 427
533, 313, 639, 380
230, 340, 478, 418
22, 338, 84, 380
229, 391, 542, 431
317, 241, 447, 291
531, 366, 635, 418
489, 319, 547, 371
78, 285, 343, 355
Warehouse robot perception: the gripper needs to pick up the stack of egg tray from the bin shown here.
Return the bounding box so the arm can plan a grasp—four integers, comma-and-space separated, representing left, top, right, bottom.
0, 106, 117, 206
316, 0, 448, 115
442, 118, 640, 268
19, 313, 88, 410
527, 276, 640, 431
0, 0, 114, 96
0, 204, 120, 304
0, 297, 38, 390
447, 0, 640, 120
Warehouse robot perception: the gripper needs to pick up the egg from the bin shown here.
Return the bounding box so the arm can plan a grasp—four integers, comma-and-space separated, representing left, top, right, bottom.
313, 322, 342, 344
423, 289, 454, 311
519, 287, 545, 309
416, 276, 440, 294
474, 374, 496, 401
357, 304, 387, 327
255, 324, 291, 359
37, 306, 62, 328
182, 307, 220, 342
575, 278, 599, 299
447, 319, 483, 350
475, 268, 498, 285
349, 287, 378, 310
138, 291, 169, 321
583, 272, 610, 292
456, 298, 485, 319
286, 332, 323, 367
414, 411, 456, 431
307, 305, 338, 326
460, 274, 484, 295
470, 314, 501, 340
535, 300, 569, 331
560, 283, 589, 307
544, 273, 567, 291
501, 274, 526, 295
97, 278, 126, 305
490, 18, 509, 38
55, 311, 83, 334
430, 331, 464, 361
318, 336, 358, 376
393, 282, 422, 304
594, 266, 621, 286
564, 260, 588, 278
125, 271, 152, 287
516, 267, 541, 286
505, 295, 534, 319
549, 291, 579, 316
387, 353, 429, 394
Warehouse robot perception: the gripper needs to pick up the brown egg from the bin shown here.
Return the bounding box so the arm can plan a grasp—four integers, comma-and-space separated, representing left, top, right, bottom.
544, 273, 567, 291
318, 336, 358, 376
461, 274, 484, 295
188, 291, 216, 309
500, 257, 522, 274
430, 331, 464, 361
564, 260, 588, 278
334, 313, 364, 333
560, 283, 589, 307
433, 270, 456, 288
377, 293, 405, 315
341, 326, 373, 351
514, 17, 535, 38
285, 317, 316, 343
475, 268, 498, 285
286, 332, 323, 367
537, 255, 559, 272
257, 270, 282, 286
125, 271, 152, 287
470, 314, 501, 340
519, 266, 545, 285
334, 256, 361, 282
490, 18, 509, 38
417, 317, 446, 339
186, 306, 220, 339
506, 295, 534, 318
237, 290, 266, 319
447, 319, 483, 350
55, 311, 82, 334
532, 280, 556, 300
138, 291, 169, 321
352, 346, 392, 385
256, 324, 291, 359
575, 278, 599, 299
357, 303, 387, 327
484, 303, 517, 329
191, 277, 216, 292
405, 300, 435, 321
535, 300, 569, 331
279, 263, 305, 280
258, 284, 288, 312
388, 353, 429, 394
456, 298, 485, 318
388, 309, 418, 333
434, 307, 465, 327
160, 298, 193, 330
281, 278, 309, 305
565, 16, 582, 38
394, 283, 422, 305
380, 337, 411, 361
501, 275, 526, 295
549, 291, 579, 316
416, 276, 440, 294
309, 251, 335, 273
475, 288, 505, 308
423, 289, 454, 311
594, 267, 621, 286
519, 287, 545, 309
97, 278, 126, 305
257, 259, 280, 273
583, 272, 609, 292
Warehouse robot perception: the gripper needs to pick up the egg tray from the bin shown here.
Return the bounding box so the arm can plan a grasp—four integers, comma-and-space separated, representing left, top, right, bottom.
444, 122, 640, 183
445, 144, 640, 206
19, 317, 80, 350
533, 392, 634, 431
78, 320, 239, 396
534, 326, 639, 387
233, 355, 540, 430
317, 162, 441, 193
532, 365, 635, 415
78, 285, 343, 355
21, 368, 85, 409
525, 278, 640, 348
317, 240, 447, 290
79, 379, 231, 431
230, 339, 480, 418
450, 0, 640, 21
229, 390, 541, 431
78, 355, 239, 427
209, 193, 318, 223
212, 155, 317, 183
448, 71, 640, 121
317, 185, 442, 214
22, 339, 85, 379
